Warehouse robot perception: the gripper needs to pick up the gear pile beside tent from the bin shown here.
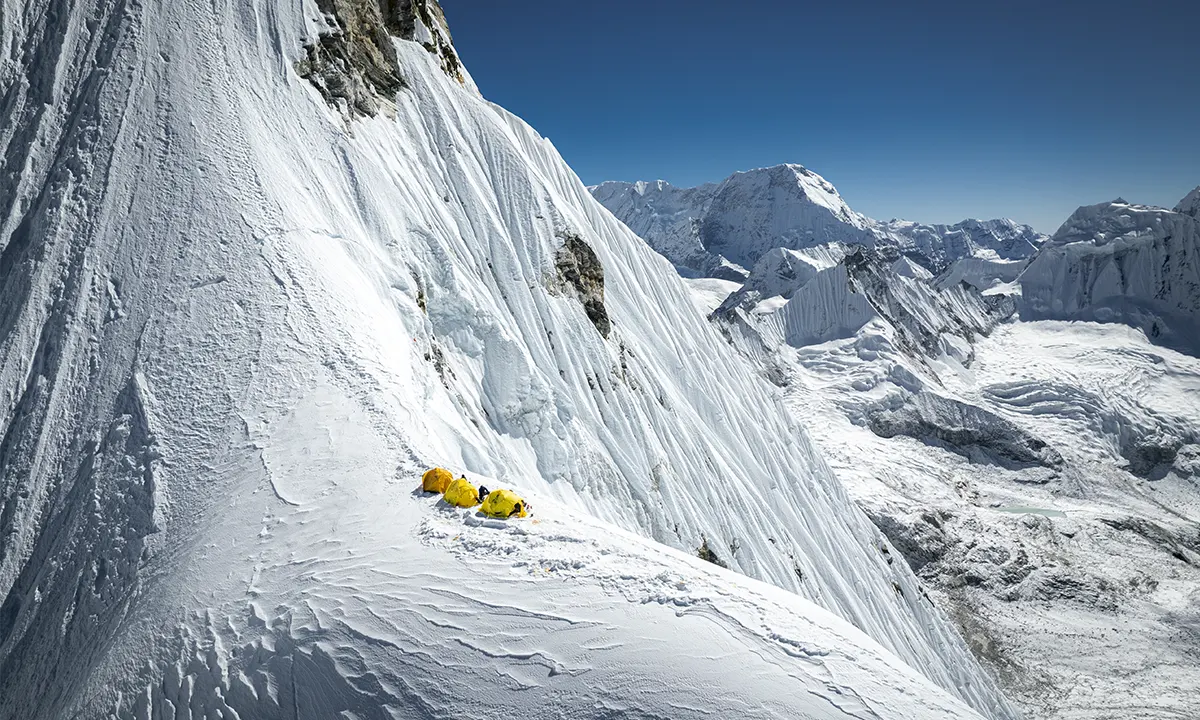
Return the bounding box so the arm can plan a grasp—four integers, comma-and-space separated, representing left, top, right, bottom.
421, 468, 531, 519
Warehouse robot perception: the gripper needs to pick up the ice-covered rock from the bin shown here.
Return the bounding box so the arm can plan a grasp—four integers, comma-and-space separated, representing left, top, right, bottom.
1020, 200, 1200, 354
295, 0, 474, 116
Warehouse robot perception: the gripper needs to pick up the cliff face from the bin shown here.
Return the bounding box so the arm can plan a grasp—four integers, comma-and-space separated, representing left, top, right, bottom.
1020, 200, 1200, 354
296, 0, 472, 116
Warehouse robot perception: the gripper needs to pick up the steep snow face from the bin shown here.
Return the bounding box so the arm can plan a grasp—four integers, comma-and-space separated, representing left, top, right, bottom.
892, 256, 935, 281
0, 1, 1014, 718
1020, 201, 1200, 354
1175, 186, 1200, 218
716, 244, 847, 312
883, 218, 1047, 266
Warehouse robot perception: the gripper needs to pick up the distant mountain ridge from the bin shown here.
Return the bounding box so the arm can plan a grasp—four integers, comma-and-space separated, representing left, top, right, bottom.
591, 164, 1048, 280
596, 161, 1200, 720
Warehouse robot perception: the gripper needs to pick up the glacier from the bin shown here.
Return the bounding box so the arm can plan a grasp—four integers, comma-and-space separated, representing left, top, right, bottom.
596, 165, 1200, 718
0, 1, 1020, 718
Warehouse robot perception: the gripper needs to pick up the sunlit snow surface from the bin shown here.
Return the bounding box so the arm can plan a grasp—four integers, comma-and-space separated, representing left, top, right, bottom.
0, 2, 1016, 718
771, 317, 1200, 720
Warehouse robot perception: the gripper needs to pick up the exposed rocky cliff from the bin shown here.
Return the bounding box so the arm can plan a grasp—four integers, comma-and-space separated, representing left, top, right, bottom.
296, 0, 471, 116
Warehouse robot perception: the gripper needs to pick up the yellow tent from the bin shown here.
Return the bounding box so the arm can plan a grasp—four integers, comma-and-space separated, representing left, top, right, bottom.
480, 489, 528, 519
421, 467, 453, 494
444, 477, 480, 507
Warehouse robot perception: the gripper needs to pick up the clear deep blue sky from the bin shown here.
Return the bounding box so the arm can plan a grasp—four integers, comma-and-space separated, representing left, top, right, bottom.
441, 1, 1199, 233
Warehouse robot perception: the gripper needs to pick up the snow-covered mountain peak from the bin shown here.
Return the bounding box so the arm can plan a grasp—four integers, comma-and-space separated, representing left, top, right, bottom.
1175, 186, 1200, 218
0, 2, 1018, 718
730, 163, 862, 220
696, 163, 878, 270
1049, 199, 1181, 247
629, 178, 685, 196
593, 165, 1046, 281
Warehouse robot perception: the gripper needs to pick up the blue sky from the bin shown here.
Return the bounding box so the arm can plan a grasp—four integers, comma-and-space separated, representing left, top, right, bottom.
442, 1, 1199, 233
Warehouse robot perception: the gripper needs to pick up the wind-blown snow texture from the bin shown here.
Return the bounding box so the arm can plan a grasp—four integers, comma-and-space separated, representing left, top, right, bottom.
592, 167, 1047, 280
0, 1, 1014, 718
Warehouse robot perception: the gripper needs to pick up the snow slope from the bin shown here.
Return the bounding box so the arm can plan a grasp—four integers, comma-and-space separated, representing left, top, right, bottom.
1020, 200, 1200, 354
779, 319, 1200, 720
0, 1, 1014, 717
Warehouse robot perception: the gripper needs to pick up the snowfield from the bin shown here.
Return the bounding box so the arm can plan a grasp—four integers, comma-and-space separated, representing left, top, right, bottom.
82, 386, 991, 719
600, 149, 1200, 719
665, 258, 1200, 720
778, 319, 1200, 720
0, 1, 1017, 718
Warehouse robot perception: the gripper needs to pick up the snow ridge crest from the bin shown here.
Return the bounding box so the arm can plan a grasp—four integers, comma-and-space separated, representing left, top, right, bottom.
1175, 186, 1200, 218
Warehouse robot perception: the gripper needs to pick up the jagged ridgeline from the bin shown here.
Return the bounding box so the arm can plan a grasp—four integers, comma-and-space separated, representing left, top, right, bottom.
296, 0, 466, 115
